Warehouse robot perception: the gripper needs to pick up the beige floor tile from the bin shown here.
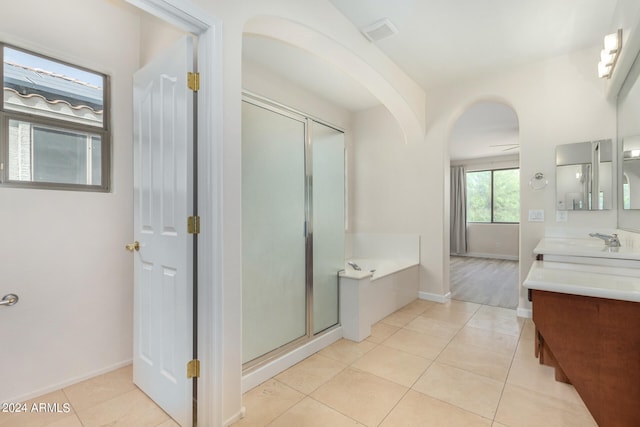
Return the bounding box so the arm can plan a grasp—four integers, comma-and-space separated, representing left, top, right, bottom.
62, 365, 136, 412
396, 299, 436, 316
449, 325, 519, 357
404, 316, 461, 340
492, 423, 509, 427
380, 390, 492, 427
311, 368, 407, 427
412, 362, 504, 419
513, 335, 536, 360
436, 341, 513, 381
380, 310, 418, 327
466, 310, 524, 337
382, 328, 450, 360
232, 379, 303, 427
44, 415, 84, 427
270, 397, 364, 427
318, 339, 376, 365
0, 390, 75, 427
420, 305, 476, 326
367, 322, 400, 344
156, 419, 181, 427
495, 384, 597, 427
351, 345, 432, 387
440, 299, 482, 314
520, 318, 536, 341
506, 354, 584, 406
275, 353, 346, 394
76, 388, 172, 427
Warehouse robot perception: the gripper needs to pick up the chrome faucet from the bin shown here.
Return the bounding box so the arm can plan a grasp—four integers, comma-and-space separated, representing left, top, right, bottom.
589, 233, 621, 247
347, 261, 361, 271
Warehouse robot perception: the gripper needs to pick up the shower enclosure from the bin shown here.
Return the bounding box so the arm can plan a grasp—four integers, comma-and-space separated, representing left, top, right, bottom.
241, 94, 345, 368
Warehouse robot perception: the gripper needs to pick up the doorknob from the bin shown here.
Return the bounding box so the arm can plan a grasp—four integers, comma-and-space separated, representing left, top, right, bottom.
125, 241, 140, 252
1, 293, 19, 307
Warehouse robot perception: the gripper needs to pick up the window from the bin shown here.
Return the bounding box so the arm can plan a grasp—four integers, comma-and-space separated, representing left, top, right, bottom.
466, 168, 520, 223
1, 44, 109, 191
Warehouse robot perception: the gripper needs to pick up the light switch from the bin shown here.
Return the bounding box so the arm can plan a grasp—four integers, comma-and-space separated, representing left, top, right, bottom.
528, 209, 545, 222
556, 210, 568, 222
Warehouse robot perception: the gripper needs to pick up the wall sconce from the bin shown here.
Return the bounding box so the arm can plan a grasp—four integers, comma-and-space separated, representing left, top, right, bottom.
598, 29, 622, 79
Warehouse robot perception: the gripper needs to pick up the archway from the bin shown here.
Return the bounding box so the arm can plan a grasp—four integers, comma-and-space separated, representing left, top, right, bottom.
448, 100, 521, 309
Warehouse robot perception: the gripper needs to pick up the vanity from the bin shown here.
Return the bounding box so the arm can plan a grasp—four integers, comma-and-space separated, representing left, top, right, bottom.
524, 235, 640, 426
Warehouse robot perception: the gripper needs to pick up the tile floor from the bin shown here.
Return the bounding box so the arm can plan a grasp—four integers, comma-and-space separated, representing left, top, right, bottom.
1, 299, 597, 427
0, 365, 177, 427
233, 299, 597, 427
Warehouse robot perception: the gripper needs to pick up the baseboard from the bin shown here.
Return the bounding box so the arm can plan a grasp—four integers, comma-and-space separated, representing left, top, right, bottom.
452, 252, 519, 261
224, 407, 246, 427
419, 291, 451, 304
6, 359, 133, 403
516, 307, 532, 318
241, 327, 343, 394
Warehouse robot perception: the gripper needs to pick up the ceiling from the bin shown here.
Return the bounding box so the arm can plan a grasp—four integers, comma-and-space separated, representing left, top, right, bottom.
243, 0, 619, 159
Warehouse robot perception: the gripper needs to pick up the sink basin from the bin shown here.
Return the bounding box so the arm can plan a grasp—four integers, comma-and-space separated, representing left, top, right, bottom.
533, 237, 640, 261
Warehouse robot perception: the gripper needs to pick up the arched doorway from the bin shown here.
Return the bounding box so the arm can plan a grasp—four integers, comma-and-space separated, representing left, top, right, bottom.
448, 101, 520, 309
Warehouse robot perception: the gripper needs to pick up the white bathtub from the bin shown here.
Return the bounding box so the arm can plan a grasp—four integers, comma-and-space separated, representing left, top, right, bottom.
339, 258, 419, 342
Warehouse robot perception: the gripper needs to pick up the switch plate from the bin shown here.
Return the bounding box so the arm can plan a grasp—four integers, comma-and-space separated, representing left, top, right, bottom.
528, 209, 545, 222
556, 210, 568, 222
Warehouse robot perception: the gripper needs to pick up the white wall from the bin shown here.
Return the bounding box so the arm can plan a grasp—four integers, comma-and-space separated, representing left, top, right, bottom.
431, 47, 617, 313
0, 0, 140, 402
192, 1, 427, 422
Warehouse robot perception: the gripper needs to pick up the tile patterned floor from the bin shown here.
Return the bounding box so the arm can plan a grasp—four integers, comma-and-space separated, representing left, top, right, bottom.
1, 299, 596, 427
0, 365, 178, 427
233, 299, 597, 427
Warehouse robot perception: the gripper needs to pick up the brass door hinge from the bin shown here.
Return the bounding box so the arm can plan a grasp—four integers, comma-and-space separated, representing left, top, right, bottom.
187, 359, 200, 379
188, 216, 200, 234
188, 72, 200, 91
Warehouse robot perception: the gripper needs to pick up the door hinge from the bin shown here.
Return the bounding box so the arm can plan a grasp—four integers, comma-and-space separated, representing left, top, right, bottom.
188, 215, 200, 234
187, 359, 200, 379
188, 72, 200, 91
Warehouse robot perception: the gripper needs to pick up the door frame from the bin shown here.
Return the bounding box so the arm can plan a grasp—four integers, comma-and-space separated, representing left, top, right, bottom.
125, 1, 224, 425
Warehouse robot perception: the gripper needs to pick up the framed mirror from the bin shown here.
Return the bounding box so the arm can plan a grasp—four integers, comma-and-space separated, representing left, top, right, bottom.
618, 41, 640, 230
556, 139, 613, 210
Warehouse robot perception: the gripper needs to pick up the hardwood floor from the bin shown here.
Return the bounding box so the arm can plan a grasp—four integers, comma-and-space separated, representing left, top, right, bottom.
450, 256, 519, 309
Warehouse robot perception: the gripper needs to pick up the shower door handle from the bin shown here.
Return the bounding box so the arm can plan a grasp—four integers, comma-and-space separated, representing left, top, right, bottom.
1, 293, 19, 307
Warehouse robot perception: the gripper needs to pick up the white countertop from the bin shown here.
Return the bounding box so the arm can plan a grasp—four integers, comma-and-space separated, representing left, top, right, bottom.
524, 261, 640, 303
533, 237, 640, 261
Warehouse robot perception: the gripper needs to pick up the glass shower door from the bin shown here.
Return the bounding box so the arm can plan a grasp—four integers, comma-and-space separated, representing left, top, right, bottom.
241, 101, 307, 363
311, 121, 345, 334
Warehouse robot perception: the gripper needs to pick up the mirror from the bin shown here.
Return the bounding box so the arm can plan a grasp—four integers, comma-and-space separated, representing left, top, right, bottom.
622, 135, 640, 209
556, 139, 612, 210
618, 41, 640, 230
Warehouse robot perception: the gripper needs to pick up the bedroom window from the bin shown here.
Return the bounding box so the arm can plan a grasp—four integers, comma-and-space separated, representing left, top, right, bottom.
1, 44, 110, 191
466, 168, 520, 223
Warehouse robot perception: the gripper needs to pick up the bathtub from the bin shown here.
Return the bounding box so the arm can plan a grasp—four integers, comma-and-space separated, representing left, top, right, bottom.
339, 258, 419, 342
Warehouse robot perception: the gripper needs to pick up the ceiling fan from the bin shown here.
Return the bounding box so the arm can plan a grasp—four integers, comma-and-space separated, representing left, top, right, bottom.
489, 143, 520, 151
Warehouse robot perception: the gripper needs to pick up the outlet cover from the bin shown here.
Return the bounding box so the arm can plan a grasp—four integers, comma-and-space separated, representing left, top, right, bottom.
556, 210, 568, 222
528, 209, 545, 222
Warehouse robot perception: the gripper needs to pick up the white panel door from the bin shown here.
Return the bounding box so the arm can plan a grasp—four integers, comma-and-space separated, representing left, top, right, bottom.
132, 35, 194, 427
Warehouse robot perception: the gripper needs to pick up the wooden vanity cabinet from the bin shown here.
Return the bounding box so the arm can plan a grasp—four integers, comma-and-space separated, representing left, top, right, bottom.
531, 289, 640, 426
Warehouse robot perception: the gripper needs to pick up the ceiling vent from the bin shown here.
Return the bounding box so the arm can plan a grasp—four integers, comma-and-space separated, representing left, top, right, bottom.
360, 18, 398, 42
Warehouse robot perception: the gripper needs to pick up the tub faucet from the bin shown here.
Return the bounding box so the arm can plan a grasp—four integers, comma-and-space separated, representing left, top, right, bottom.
589, 232, 621, 247
347, 261, 361, 271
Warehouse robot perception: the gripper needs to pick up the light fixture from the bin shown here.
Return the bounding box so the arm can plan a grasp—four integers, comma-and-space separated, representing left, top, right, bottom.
598, 29, 622, 79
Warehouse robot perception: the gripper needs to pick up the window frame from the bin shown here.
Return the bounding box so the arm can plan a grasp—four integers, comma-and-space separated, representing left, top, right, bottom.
0, 43, 111, 192
466, 167, 520, 224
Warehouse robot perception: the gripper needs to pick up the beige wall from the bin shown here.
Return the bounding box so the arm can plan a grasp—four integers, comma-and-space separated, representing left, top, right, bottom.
466, 223, 519, 259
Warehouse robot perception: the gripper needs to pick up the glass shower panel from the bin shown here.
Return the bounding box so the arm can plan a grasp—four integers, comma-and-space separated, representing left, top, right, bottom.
311, 121, 345, 334
242, 101, 307, 363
